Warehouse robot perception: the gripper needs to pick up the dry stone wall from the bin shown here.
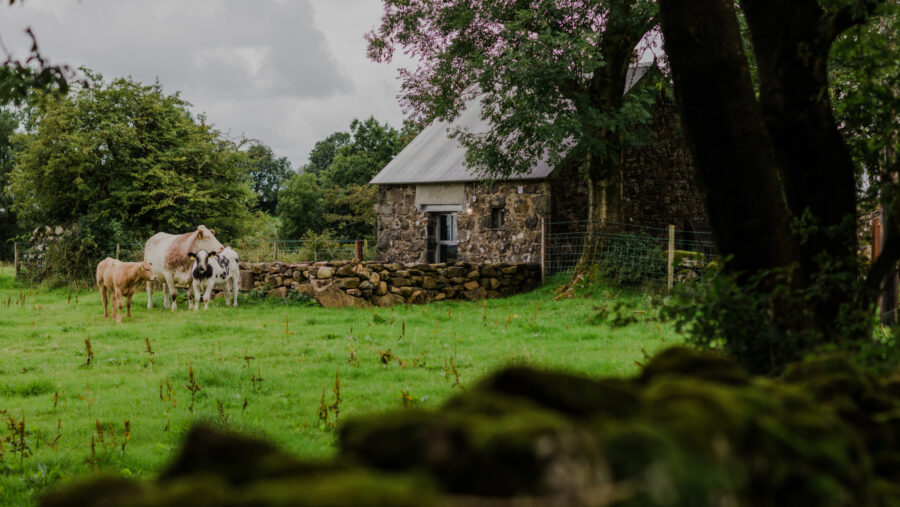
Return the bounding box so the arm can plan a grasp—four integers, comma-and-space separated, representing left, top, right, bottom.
239, 260, 541, 308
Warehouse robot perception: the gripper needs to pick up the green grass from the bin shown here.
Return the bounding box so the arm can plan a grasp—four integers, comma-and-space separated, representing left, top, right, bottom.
0, 265, 680, 504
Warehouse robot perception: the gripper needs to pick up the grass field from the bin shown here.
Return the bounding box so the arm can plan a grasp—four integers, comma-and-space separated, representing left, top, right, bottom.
0, 264, 679, 505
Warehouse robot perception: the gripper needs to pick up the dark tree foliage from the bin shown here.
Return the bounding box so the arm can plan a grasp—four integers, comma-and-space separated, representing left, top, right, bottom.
246, 143, 293, 214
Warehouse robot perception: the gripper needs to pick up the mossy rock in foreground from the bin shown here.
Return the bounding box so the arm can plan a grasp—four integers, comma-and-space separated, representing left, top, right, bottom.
41, 347, 900, 507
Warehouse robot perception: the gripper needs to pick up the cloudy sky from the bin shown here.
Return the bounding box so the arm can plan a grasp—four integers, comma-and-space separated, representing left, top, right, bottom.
0, 0, 411, 166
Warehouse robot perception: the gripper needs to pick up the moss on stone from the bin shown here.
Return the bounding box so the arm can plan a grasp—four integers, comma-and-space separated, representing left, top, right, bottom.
474, 366, 643, 418
639, 346, 749, 386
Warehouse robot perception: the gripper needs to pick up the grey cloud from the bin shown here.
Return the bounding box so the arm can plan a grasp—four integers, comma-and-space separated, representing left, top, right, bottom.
0, 0, 407, 164
1, 0, 351, 100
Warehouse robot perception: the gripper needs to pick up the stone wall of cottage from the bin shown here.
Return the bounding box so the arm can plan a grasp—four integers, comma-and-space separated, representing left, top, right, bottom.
622, 100, 706, 232
238, 260, 541, 308
375, 185, 427, 264
375, 182, 551, 265
548, 99, 707, 237
457, 181, 549, 263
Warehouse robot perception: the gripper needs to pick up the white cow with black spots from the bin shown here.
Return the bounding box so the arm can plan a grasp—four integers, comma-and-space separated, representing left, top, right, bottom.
188, 246, 240, 310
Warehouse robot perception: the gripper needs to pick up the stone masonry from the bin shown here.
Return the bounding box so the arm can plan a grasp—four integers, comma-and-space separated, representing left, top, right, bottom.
376, 182, 550, 265
239, 260, 541, 309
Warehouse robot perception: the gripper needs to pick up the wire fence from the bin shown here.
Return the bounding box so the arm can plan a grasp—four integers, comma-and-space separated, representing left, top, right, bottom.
544, 220, 716, 288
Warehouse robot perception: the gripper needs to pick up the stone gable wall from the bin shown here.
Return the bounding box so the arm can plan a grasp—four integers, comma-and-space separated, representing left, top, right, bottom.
622, 99, 706, 231
456, 181, 549, 263
375, 182, 551, 265
548, 99, 706, 237
238, 260, 541, 308
374, 185, 426, 264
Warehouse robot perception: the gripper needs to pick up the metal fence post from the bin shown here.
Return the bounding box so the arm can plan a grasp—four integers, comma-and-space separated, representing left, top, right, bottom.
667, 224, 675, 291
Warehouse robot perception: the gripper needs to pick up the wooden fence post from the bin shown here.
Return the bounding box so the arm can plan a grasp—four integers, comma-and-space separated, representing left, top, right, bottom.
540, 216, 546, 283
13, 242, 18, 277
667, 224, 675, 291
355, 239, 363, 261
273, 241, 278, 261
116, 243, 120, 260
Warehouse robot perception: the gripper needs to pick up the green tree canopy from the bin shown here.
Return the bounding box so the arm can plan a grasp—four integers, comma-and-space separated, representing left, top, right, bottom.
8, 74, 256, 244
246, 142, 293, 214
304, 131, 351, 176
321, 117, 404, 187
276, 172, 324, 240
278, 116, 409, 240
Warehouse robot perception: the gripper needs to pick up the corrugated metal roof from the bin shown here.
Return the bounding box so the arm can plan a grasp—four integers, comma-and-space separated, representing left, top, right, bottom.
370, 62, 655, 185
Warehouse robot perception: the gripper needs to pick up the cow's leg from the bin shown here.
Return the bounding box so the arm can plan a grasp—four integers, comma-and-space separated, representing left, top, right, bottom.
114, 287, 124, 323
165, 273, 179, 312
232, 274, 239, 307
191, 281, 200, 311
126, 292, 133, 318
101, 286, 109, 318
146, 280, 154, 309
162, 279, 171, 309
223, 279, 232, 306
203, 282, 214, 310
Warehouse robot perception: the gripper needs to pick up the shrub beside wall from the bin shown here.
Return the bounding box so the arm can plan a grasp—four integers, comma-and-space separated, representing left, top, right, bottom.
239, 261, 542, 308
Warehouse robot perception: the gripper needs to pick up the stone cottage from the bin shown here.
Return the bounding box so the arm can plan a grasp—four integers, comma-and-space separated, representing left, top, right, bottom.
370, 62, 708, 266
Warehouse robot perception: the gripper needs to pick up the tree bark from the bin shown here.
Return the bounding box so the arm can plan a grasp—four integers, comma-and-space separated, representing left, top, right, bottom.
658, 0, 797, 278
558, 1, 647, 296
742, 0, 867, 336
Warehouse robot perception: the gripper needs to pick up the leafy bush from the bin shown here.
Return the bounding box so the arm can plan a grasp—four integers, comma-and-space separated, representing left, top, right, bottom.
300, 230, 341, 262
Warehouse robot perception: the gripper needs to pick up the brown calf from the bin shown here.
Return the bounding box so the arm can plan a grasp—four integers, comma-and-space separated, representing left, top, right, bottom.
97, 258, 156, 323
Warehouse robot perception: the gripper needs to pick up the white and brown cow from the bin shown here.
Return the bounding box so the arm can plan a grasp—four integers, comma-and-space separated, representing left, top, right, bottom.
143, 225, 223, 311
97, 258, 156, 323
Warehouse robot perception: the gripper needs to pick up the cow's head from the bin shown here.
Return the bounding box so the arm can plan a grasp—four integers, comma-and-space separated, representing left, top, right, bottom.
192, 225, 224, 254
139, 261, 156, 281
189, 250, 216, 280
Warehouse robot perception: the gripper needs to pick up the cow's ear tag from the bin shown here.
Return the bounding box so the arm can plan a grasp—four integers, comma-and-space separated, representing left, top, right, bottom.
189, 252, 196, 259
198, 231, 203, 239
209, 250, 216, 257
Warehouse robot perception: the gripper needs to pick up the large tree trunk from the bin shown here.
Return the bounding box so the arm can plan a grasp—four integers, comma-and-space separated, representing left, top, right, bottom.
557, 0, 648, 297
659, 0, 887, 363
556, 155, 625, 298
658, 0, 797, 278
741, 0, 864, 338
